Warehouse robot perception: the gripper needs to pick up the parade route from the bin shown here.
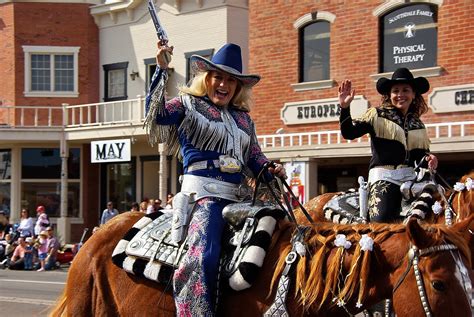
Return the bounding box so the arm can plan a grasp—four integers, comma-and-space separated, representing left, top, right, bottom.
0, 268, 67, 316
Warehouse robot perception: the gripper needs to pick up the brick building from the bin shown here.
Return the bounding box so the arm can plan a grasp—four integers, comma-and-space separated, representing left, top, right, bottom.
248, 0, 474, 199
0, 0, 100, 242
0, 0, 251, 242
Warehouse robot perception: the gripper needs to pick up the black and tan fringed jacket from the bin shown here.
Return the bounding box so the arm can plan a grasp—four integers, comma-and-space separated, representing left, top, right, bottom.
340, 106, 430, 170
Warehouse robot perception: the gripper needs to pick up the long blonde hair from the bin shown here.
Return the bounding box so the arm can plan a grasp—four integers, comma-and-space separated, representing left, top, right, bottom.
178, 71, 254, 112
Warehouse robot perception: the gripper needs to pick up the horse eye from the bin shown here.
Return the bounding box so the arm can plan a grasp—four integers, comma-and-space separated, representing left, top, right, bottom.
431, 280, 446, 292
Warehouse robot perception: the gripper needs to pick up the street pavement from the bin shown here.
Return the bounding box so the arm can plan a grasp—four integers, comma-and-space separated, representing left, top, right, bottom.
0, 267, 68, 316
0, 266, 369, 316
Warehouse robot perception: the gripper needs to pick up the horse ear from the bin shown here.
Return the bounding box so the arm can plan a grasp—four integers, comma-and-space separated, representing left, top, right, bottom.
406, 218, 431, 249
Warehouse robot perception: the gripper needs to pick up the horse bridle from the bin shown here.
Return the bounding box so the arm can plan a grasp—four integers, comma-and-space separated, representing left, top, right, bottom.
393, 243, 473, 317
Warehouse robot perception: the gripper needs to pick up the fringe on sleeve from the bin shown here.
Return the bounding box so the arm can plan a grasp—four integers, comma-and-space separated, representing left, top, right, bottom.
142, 70, 180, 155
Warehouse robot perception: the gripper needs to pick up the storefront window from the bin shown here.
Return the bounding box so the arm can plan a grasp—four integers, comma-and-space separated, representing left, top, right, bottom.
22, 148, 80, 179
21, 148, 81, 218
0, 150, 12, 217
0, 150, 11, 180
0, 183, 11, 217
21, 182, 80, 218
381, 4, 438, 72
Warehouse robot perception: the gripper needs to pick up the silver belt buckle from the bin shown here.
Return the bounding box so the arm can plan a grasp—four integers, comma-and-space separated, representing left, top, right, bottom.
236, 184, 251, 199
219, 155, 241, 173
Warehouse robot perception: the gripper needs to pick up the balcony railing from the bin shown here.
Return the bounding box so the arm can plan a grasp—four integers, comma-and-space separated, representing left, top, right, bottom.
65, 97, 146, 129
1, 100, 473, 148
257, 121, 474, 148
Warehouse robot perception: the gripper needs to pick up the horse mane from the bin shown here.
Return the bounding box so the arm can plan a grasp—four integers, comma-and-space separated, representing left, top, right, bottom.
451, 171, 474, 222
270, 220, 471, 312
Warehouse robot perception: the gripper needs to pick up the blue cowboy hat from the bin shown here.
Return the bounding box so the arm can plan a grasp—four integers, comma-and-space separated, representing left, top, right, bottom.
376, 67, 430, 95
190, 43, 260, 87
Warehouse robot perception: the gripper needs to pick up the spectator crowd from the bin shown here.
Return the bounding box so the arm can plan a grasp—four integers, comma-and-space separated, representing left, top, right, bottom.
0, 205, 60, 271
99, 193, 175, 226
0, 194, 176, 271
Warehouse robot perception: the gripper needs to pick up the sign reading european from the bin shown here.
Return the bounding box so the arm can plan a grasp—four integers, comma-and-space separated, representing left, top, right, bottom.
281, 96, 368, 125
91, 139, 131, 163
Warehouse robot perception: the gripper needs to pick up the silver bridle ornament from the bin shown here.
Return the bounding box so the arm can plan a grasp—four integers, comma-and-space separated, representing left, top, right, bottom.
393, 243, 473, 317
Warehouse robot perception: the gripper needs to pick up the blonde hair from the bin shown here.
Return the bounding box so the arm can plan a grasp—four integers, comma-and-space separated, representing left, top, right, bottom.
178, 71, 254, 112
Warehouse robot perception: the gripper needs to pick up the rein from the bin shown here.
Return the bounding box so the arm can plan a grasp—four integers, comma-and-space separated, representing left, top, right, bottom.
255, 161, 315, 225
258, 162, 315, 317
392, 243, 462, 317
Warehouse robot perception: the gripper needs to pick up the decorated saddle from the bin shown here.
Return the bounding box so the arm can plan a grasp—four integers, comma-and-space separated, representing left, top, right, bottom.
112, 201, 285, 291
323, 189, 367, 224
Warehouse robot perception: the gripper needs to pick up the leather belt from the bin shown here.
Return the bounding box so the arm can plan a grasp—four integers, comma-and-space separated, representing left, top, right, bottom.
180, 174, 252, 202
186, 160, 220, 172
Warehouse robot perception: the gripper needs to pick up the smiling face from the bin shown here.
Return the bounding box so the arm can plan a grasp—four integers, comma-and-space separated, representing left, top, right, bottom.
390, 83, 415, 115
205, 70, 239, 107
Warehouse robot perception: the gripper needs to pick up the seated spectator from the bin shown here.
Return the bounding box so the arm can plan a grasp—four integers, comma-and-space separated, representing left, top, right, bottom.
9, 237, 27, 270
0, 233, 14, 268
24, 237, 34, 270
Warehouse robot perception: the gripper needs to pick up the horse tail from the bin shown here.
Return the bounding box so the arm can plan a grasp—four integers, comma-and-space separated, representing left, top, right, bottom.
48, 291, 67, 317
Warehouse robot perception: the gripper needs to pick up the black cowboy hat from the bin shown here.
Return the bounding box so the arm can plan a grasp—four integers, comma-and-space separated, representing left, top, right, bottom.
376, 68, 430, 95
190, 43, 260, 87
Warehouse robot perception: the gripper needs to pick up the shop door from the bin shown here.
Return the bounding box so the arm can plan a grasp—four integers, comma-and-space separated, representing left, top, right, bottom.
101, 158, 136, 213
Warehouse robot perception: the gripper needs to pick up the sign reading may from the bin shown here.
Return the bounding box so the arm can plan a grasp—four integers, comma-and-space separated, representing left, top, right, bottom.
91, 139, 131, 163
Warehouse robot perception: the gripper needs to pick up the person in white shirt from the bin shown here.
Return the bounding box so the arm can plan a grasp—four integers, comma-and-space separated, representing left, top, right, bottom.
100, 201, 118, 225
17, 209, 34, 237
34, 205, 49, 237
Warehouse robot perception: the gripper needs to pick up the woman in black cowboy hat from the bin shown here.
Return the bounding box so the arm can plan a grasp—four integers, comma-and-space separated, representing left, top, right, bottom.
337, 68, 438, 223
144, 41, 285, 316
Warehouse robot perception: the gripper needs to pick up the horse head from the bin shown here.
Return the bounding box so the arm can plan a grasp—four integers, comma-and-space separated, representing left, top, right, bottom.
392, 216, 474, 317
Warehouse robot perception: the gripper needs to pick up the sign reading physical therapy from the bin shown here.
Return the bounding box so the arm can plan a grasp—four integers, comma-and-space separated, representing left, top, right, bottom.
91, 139, 131, 163
382, 4, 437, 72
281, 95, 368, 125
429, 84, 474, 113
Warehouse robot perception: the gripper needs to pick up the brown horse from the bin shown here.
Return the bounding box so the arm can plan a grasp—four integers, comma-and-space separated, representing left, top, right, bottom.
50, 211, 474, 316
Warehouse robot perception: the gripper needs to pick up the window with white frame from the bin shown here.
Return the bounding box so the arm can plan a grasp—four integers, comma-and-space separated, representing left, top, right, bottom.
103, 62, 128, 102
300, 21, 330, 82
23, 46, 79, 97
292, 11, 335, 91
144, 57, 157, 92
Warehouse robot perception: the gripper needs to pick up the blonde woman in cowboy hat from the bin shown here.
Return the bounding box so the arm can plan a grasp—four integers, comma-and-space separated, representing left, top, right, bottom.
144, 41, 285, 316
338, 68, 438, 223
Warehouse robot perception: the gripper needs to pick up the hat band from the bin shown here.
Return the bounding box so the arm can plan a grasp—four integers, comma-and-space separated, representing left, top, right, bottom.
215, 64, 242, 76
